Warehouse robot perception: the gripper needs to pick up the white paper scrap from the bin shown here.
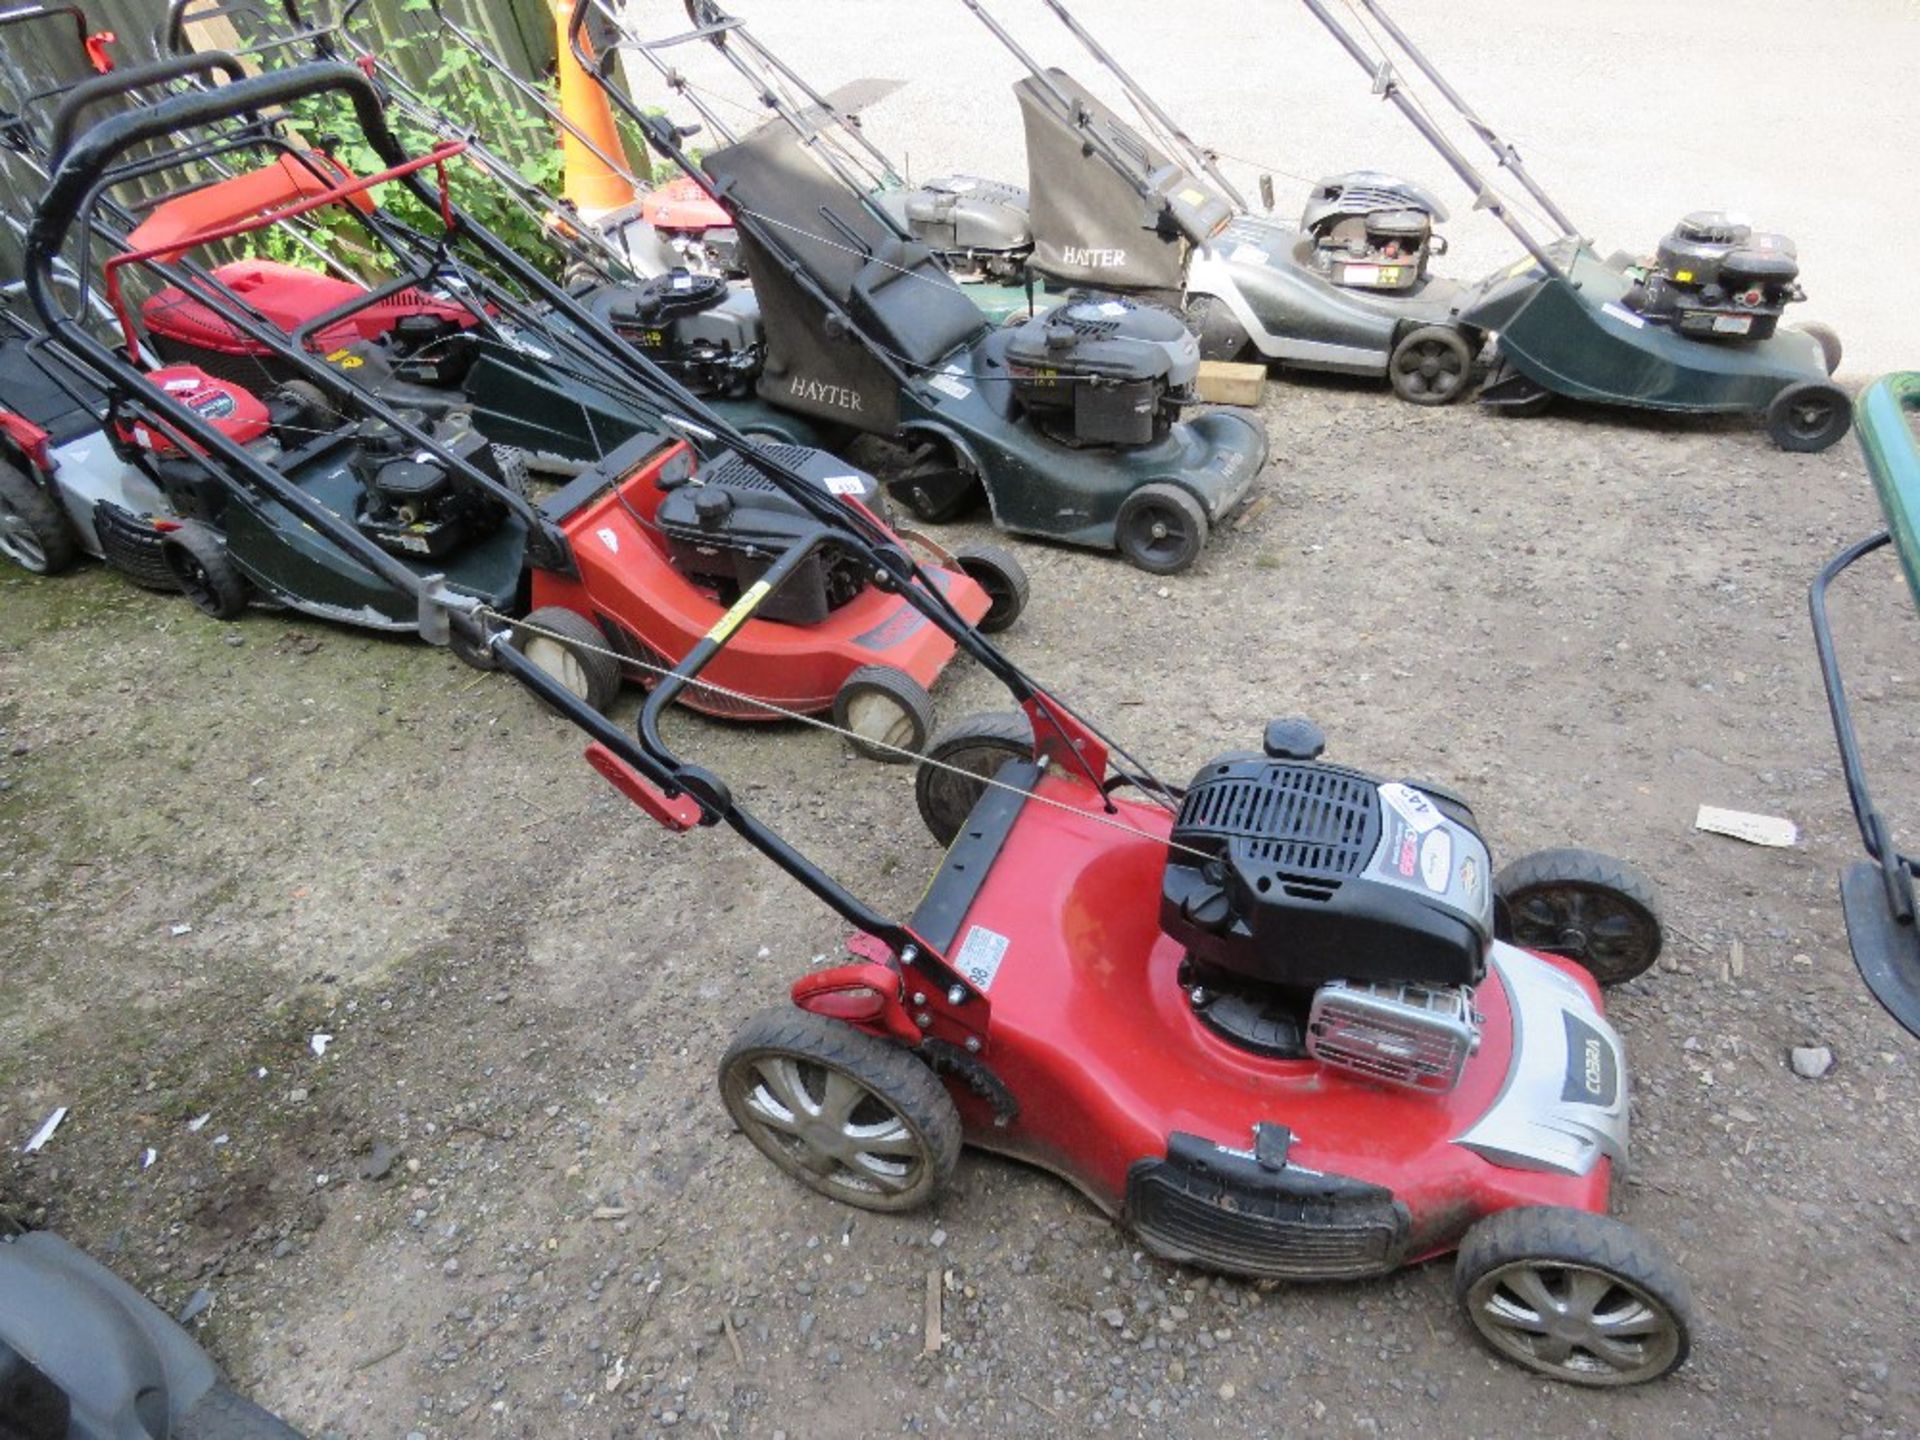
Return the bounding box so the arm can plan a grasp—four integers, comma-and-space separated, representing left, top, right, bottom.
310, 1032, 334, 1058
24, 1107, 67, 1153
187, 1112, 211, 1132
1695, 805, 1797, 848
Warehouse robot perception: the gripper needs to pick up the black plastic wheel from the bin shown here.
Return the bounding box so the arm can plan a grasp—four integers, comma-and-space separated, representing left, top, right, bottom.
719, 1007, 960, 1213
950, 541, 1030, 633
1494, 847, 1663, 986
889, 435, 982, 523
163, 521, 249, 619
1794, 321, 1843, 377
1454, 1206, 1693, 1387
1389, 324, 1474, 405
0, 456, 77, 576
272, 379, 333, 439
1115, 483, 1209, 575
832, 663, 936, 762
1185, 292, 1250, 363
447, 614, 503, 673
915, 710, 1035, 845
510, 606, 621, 712
1766, 379, 1852, 453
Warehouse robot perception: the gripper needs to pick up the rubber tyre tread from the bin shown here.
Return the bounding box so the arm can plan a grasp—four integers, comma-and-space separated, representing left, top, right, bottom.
719, 1006, 961, 1213
1766, 380, 1852, 453
832, 663, 936, 762
0, 456, 78, 575
164, 521, 249, 620
1389, 324, 1475, 406
915, 709, 1035, 845
512, 606, 621, 712
1453, 1205, 1693, 1385
1493, 846, 1663, 984
949, 541, 1030, 633
1115, 482, 1209, 574
174, 1382, 307, 1439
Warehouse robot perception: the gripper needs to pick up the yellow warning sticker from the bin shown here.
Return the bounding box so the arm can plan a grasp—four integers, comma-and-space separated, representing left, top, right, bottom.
706, 579, 771, 644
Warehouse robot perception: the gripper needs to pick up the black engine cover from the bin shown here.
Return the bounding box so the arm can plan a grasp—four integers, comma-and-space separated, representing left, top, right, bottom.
1004, 296, 1196, 447
1161, 752, 1492, 989
654, 445, 880, 625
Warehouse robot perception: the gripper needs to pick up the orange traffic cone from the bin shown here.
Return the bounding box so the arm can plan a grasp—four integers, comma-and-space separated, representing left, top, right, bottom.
549, 0, 640, 218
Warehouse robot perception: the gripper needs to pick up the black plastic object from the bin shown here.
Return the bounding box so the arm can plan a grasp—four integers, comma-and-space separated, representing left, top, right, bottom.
0, 1229, 303, 1438
1124, 1131, 1412, 1280
1626, 211, 1803, 342
1003, 296, 1195, 446
1162, 752, 1491, 989
1263, 718, 1326, 761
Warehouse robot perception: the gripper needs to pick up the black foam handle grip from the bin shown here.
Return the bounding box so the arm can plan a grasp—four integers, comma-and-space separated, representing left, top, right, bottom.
47, 51, 249, 162
27, 60, 405, 270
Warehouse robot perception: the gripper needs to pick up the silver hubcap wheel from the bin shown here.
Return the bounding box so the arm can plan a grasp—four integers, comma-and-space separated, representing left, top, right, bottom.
0, 502, 46, 570
731, 1055, 930, 1203
1466, 1260, 1682, 1384
524, 635, 592, 700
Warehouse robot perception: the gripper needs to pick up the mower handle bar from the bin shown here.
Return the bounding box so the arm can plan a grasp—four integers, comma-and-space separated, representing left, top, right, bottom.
0, 2, 89, 47
1293, 0, 1566, 280
28, 61, 410, 265
46, 50, 248, 162
160, 0, 313, 62
1033, 0, 1247, 211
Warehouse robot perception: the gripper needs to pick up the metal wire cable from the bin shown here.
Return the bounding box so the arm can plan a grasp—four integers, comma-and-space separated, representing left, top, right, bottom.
474, 602, 1215, 860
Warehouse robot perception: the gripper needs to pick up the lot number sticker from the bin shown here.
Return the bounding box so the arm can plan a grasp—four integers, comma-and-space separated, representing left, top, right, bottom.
955, 925, 1011, 991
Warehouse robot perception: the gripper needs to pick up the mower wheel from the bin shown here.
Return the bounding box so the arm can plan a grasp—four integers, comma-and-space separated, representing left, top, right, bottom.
163, 522, 249, 620
916, 710, 1035, 846
0, 457, 77, 576
1494, 847, 1662, 986
1765, 380, 1852, 453
719, 1007, 961, 1213
1389, 324, 1474, 406
1454, 1206, 1693, 1387
490, 444, 532, 498
1185, 292, 1250, 363
1115, 483, 1209, 574
832, 664, 935, 762
510, 606, 621, 712
1794, 321, 1843, 377
273, 379, 333, 436
950, 542, 1030, 633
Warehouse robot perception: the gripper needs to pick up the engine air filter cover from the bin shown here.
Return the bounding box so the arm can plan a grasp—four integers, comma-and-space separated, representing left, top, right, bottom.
1162, 755, 1493, 989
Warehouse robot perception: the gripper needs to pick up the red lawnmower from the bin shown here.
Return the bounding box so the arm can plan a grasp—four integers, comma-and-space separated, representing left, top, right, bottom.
25, 63, 1025, 754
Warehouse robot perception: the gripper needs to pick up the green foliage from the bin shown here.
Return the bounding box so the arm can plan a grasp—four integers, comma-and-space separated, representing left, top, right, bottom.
237, 12, 652, 280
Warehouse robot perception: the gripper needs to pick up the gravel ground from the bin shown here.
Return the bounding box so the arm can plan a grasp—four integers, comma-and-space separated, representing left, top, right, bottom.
4, 3, 1920, 1438
5, 379, 1920, 1438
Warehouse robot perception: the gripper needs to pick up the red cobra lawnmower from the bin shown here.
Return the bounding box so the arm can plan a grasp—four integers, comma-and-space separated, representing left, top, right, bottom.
26, 63, 1024, 754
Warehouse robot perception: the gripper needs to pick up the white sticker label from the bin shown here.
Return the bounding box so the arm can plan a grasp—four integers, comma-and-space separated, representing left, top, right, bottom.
954, 924, 1010, 992
1419, 828, 1454, 893
1601, 301, 1647, 329
1229, 242, 1269, 267
1343, 263, 1382, 285
823, 474, 867, 496
927, 367, 972, 401
1378, 782, 1443, 834
596, 527, 620, 553
1711, 314, 1753, 335
672, 273, 693, 290
945, 176, 977, 192
1095, 300, 1129, 318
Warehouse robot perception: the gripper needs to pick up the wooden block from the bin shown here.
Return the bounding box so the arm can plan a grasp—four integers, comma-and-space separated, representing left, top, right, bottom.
1196, 360, 1266, 406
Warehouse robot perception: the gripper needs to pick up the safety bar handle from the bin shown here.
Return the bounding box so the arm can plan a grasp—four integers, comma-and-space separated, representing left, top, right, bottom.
0, 2, 89, 45
47, 50, 248, 162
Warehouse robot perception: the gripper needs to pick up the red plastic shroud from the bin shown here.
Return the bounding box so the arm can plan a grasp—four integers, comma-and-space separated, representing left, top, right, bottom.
830, 771, 1613, 1260
142, 259, 480, 360
530, 442, 991, 719
638, 176, 732, 234
105, 141, 466, 362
